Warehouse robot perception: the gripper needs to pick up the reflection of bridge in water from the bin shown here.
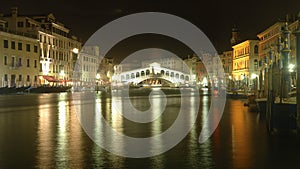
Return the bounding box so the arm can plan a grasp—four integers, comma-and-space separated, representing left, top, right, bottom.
112, 62, 195, 87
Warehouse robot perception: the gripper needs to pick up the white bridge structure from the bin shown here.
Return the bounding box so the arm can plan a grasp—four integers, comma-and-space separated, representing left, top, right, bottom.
112, 62, 196, 86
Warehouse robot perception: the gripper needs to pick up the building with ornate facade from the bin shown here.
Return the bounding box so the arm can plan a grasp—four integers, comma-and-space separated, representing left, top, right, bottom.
0, 7, 82, 86
232, 40, 259, 90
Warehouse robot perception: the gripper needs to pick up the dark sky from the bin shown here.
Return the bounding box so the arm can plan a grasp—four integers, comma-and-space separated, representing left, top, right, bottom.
1, 0, 300, 56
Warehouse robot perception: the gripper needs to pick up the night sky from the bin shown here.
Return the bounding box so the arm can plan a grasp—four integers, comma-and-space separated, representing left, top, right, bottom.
1, 0, 300, 59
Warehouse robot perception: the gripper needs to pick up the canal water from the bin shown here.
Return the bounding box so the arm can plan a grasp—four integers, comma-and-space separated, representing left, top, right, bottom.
0, 89, 299, 169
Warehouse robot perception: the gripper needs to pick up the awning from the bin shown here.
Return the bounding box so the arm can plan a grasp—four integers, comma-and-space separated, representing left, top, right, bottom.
41, 75, 60, 82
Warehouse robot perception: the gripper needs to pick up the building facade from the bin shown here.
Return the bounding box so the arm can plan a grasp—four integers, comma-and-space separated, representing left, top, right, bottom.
232, 40, 259, 90
74, 45, 101, 89
0, 7, 82, 86
219, 50, 233, 89
0, 22, 40, 87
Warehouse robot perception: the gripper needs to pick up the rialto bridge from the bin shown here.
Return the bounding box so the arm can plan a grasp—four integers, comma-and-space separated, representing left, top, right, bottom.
112, 62, 195, 87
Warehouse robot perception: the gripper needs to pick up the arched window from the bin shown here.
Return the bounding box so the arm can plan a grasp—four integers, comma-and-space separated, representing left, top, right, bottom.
161, 70, 165, 75
180, 74, 184, 80
131, 73, 135, 78
185, 76, 189, 81
146, 69, 150, 75
141, 71, 145, 76
166, 71, 169, 76
170, 72, 174, 77
136, 72, 140, 77
126, 74, 130, 80
175, 73, 179, 79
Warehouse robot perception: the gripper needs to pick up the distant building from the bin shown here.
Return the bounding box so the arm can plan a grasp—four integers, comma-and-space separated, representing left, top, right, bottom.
142, 57, 189, 73
219, 51, 233, 88
98, 58, 114, 84
220, 50, 233, 75
74, 46, 101, 88
183, 54, 198, 83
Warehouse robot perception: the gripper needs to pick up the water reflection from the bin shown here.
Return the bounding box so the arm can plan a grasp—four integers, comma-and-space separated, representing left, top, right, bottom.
2, 92, 299, 168
230, 100, 253, 168
36, 96, 55, 168
56, 93, 68, 168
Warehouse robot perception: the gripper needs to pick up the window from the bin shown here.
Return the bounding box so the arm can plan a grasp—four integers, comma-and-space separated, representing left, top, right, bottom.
254, 59, 258, 70
27, 59, 30, 67
26, 21, 30, 27
34, 45, 38, 53
4, 40, 8, 48
26, 44, 30, 52
11, 57, 15, 67
34, 60, 37, 68
18, 75, 22, 81
254, 45, 258, 54
18, 42, 22, 50
17, 21, 24, 27
146, 69, 150, 75
4, 56, 7, 65
11, 41, 15, 49
26, 75, 30, 82
131, 73, 135, 78
17, 58, 22, 67
4, 74, 8, 81
34, 76, 37, 82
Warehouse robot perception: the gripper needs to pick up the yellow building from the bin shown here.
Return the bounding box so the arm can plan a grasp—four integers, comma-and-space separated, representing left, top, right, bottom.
1, 7, 82, 85
0, 21, 40, 87
232, 40, 259, 89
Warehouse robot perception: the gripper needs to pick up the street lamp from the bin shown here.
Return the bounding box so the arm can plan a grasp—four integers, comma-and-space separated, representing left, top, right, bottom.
288, 63, 295, 72
72, 48, 79, 54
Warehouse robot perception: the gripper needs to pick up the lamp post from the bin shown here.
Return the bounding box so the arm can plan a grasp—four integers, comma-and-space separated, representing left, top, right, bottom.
293, 12, 300, 131
280, 23, 291, 101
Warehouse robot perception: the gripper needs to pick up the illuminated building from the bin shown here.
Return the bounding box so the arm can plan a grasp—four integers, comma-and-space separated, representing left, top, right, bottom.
257, 22, 285, 96
0, 18, 40, 87
75, 46, 101, 89
232, 40, 259, 90
0, 7, 82, 85
219, 50, 233, 88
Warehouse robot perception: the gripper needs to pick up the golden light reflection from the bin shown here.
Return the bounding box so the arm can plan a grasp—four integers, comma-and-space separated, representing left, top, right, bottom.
150, 95, 164, 169
56, 93, 69, 168
68, 104, 83, 169
197, 95, 213, 166
37, 103, 54, 168
92, 98, 105, 168
108, 95, 125, 168
230, 100, 253, 168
